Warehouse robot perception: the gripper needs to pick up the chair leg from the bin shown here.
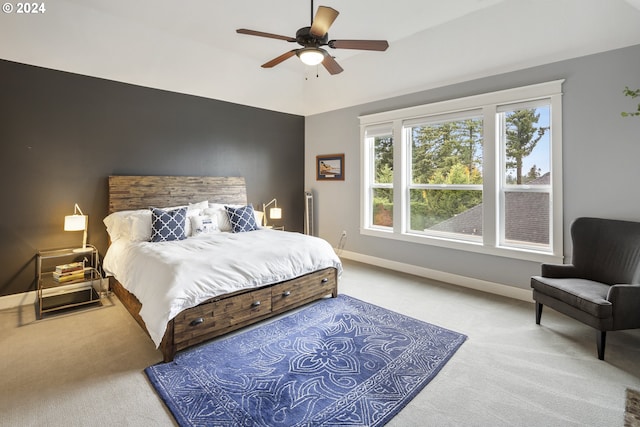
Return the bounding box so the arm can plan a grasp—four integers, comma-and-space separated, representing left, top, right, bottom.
597, 331, 606, 360
535, 302, 543, 325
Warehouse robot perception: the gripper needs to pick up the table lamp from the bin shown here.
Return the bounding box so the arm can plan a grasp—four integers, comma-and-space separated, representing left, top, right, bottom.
64, 203, 89, 252
262, 198, 282, 228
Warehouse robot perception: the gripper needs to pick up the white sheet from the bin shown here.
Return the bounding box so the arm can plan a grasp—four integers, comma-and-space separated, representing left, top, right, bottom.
103, 229, 342, 347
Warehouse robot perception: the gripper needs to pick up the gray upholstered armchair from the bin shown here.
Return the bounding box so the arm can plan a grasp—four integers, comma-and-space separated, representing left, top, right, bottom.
531, 217, 640, 360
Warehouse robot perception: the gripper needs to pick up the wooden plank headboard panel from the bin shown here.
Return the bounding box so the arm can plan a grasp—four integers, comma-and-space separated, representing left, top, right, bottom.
108, 176, 247, 213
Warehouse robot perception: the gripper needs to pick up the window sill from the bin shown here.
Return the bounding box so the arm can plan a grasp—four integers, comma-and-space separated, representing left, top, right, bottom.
360, 227, 563, 264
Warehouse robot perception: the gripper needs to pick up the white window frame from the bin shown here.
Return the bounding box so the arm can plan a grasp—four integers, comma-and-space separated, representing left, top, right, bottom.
404, 110, 484, 242
359, 81, 564, 264
363, 124, 394, 231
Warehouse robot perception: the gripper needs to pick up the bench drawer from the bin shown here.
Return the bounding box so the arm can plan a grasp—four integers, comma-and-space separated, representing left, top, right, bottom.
272, 268, 336, 313
174, 287, 271, 344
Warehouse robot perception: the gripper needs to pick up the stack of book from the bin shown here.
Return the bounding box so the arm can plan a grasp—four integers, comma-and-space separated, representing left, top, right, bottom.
53, 262, 90, 283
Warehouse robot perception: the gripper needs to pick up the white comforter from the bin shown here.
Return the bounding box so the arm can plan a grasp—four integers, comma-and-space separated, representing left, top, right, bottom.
103, 229, 342, 347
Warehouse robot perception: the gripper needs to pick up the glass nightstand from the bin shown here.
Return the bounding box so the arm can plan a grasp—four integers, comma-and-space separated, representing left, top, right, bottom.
36, 244, 103, 319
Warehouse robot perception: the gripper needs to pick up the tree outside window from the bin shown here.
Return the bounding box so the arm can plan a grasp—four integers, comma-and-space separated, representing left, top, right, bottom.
372, 135, 393, 227
409, 117, 483, 236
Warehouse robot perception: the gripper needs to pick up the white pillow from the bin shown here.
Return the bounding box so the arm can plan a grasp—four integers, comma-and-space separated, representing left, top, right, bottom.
128, 210, 152, 241
103, 211, 126, 241
190, 215, 219, 235
205, 203, 240, 232
188, 200, 209, 211
103, 209, 147, 241
253, 210, 264, 227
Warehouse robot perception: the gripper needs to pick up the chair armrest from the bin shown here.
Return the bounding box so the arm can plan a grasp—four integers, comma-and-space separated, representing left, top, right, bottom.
541, 263, 579, 278
607, 284, 640, 303
607, 284, 640, 329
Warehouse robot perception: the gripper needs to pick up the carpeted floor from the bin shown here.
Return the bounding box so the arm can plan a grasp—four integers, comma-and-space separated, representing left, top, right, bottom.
1, 260, 640, 426
146, 294, 466, 426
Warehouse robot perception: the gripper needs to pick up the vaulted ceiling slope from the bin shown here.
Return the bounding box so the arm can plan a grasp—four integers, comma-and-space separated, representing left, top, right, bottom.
2, 0, 640, 116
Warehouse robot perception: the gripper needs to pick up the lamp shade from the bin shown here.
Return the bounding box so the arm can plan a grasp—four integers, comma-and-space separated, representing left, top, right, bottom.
64, 203, 88, 251
64, 214, 86, 231
298, 48, 324, 66
269, 207, 282, 220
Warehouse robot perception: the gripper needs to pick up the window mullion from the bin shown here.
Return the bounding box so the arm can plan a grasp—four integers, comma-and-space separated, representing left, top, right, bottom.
360, 128, 372, 228
394, 120, 404, 234
482, 105, 497, 248
411, 184, 483, 191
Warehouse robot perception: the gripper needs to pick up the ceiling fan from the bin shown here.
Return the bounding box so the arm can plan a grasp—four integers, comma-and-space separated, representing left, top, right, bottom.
236, 2, 389, 75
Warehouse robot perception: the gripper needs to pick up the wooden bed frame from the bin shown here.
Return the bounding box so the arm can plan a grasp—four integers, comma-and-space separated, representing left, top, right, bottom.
107, 175, 338, 362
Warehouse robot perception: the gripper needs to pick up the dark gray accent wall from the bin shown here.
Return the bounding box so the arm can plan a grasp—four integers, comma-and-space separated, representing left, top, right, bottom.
0, 59, 304, 297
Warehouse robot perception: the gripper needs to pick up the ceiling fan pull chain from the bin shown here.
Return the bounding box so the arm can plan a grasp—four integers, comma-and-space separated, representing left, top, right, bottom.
303, 66, 320, 80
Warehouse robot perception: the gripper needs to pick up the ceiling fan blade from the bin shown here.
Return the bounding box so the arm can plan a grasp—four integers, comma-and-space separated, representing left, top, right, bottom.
321, 50, 344, 75
329, 39, 389, 51
261, 50, 298, 68
310, 6, 339, 37
236, 28, 296, 42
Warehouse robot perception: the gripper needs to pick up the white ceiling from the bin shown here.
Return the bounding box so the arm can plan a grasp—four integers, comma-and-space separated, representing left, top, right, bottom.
2, 0, 640, 116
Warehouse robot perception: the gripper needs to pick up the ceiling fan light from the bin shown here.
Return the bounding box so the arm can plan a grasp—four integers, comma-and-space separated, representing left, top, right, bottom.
297, 48, 325, 66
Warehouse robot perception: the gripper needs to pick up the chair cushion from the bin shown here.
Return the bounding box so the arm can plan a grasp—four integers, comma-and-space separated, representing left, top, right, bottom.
531, 276, 612, 319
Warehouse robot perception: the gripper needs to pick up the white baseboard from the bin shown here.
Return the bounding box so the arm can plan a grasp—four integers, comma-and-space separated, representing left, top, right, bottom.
337, 249, 533, 303
0, 278, 110, 310
0, 291, 37, 310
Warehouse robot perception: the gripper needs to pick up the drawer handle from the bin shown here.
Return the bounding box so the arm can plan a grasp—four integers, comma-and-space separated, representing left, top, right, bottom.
190, 317, 204, 327
282, 291, 291, 297
251, 301, 261, 307
321, 278, 329, 283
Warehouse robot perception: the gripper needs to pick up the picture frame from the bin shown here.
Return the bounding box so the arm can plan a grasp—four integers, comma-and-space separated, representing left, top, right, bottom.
316, 154, 345, 181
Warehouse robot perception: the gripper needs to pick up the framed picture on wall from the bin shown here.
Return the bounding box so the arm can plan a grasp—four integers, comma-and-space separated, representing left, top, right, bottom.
316, 154, 345, 181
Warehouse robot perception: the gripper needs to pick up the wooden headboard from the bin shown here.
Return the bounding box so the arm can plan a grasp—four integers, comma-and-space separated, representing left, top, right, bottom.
108, 176, 247, 213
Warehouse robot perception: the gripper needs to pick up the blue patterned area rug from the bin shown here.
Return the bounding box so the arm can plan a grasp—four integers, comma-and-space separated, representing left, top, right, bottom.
145, 294, 467, 426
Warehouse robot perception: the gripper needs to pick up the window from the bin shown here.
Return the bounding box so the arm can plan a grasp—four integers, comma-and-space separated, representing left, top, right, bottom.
364, 125, 394, 229
360, 81, 563, 263
499, 101, 551, 250
406, 113, 484, 240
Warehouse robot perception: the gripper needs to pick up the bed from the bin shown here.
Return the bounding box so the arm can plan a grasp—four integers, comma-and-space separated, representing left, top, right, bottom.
103, 175, 342, 362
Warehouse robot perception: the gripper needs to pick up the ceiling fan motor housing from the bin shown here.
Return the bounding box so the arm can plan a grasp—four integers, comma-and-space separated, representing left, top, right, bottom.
296, 27, 328, 47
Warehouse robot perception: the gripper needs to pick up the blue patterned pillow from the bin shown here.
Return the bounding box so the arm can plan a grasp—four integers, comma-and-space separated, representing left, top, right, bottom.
225, 205, 259, 233
150, 207, 187, 242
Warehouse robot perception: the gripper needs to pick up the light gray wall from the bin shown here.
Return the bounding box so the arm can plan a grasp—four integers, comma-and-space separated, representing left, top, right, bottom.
305, 44, 640, 290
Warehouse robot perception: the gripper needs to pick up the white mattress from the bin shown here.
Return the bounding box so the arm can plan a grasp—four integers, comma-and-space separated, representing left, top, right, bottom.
103, 229, 342, 347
